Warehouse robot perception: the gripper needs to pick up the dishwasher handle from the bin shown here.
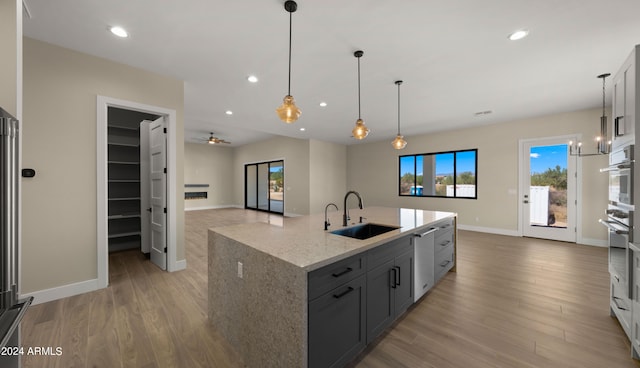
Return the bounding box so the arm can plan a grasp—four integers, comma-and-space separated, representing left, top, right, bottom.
414, 227, 437, 238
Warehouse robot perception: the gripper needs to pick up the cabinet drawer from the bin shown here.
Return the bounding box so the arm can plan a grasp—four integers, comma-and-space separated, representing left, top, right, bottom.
434, 244, 454, 281
434, 218, 454, 231
611, 273, 632, 337
367, 236, 412, 271
309, 254, 366, 300
434, 228, 454, 252
308, 275, 366, 368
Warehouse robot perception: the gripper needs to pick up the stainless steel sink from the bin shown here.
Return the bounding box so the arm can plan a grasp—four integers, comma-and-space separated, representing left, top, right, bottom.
330, 223, 400, 240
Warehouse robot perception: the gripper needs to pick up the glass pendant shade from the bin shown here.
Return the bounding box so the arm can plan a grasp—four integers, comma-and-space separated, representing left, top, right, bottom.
392, 134, 407, 150
352, 118, 370, 140
276, 95, 301, 123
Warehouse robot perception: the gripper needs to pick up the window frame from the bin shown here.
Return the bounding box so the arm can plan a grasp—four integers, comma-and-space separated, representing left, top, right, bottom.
398, 148, 478, 199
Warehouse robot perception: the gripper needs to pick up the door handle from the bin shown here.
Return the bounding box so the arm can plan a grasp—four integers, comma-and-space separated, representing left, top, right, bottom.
147, 208, 152, 212
523, 200, 529, 204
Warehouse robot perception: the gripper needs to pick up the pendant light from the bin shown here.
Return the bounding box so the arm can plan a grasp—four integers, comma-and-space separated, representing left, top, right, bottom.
569, 73, 611, 156
391, 80, 407, 150
352, 50, 370, 139
276, 0, 301, 124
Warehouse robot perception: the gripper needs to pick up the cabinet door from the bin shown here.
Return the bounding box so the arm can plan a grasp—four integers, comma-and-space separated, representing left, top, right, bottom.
632, 246, 640, 359
309, 275, 366, 368
366, 259, 395, 343
394, 249, 414, 315
612, 48, 636, 148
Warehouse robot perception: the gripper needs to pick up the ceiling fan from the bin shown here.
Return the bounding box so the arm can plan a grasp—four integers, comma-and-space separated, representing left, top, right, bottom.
200, 132, 231, 145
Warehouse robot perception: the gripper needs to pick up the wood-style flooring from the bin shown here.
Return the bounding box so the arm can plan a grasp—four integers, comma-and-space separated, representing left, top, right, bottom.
21, 208, 640, 367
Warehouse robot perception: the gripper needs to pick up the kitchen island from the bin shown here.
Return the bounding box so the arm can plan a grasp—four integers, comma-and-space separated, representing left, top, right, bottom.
208, 206, 456, 368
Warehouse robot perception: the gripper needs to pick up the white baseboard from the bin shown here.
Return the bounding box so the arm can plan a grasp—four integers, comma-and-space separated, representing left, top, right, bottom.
577, 237, 608, 247
458, 224, 608, 248
457, 224, 520, 237
21, 279, 100, 306
171, 259, 187, 271
185, 205, 236, 211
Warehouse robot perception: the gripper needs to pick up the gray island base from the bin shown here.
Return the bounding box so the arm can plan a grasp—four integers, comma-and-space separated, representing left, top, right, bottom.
208, 207, 456, 368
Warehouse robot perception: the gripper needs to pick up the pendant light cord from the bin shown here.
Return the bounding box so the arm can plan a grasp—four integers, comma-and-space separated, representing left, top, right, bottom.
601, 75, 606, 117
397, 83, 401, 135
357, 56, 361, 119
287, 10, 292, 95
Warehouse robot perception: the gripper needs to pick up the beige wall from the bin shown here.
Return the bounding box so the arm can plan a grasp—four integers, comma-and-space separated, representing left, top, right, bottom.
309, 139, 347, 214
233, 136, 310, 215
347, 108, 609, 243
21, 38, 185, 293
184, 143, 234, 210
0, 0, 18, 115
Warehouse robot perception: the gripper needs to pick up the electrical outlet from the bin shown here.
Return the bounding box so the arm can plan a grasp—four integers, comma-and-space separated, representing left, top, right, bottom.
237, 262, 243, 279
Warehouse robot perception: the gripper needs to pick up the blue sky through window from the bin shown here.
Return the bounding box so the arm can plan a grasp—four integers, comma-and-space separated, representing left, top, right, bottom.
400, 151, 476, 176
529, 144, 567, 174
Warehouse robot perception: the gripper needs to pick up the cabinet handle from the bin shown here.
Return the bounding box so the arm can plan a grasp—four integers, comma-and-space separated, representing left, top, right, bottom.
332, 267, 353, 278
439, 240, 451, 247
333, 287, 354, 299
390, 268, 397, 289
414, 228, 437, 237
395, 266, 401, 286
439, 260, 451, 268
612, 296, 629, 311
615, 116, 624, 136
614, 275, 620, 282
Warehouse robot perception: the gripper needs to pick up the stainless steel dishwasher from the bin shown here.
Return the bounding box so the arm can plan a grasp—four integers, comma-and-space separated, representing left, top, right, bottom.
413, 227, 437, 302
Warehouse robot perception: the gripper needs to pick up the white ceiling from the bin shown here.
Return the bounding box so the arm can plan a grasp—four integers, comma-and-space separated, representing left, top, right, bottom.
22, 0, 640, 147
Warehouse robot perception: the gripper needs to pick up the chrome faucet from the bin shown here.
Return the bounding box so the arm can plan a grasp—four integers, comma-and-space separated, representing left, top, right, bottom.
324, 203, 339, 230
343, 191, 364, 226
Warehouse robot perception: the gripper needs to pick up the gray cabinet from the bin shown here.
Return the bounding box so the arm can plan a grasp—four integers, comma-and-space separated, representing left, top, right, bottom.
308, 255, 366, 368
631, 244, 640, 359
366, 236, 413, 343
611, 45, 638, 149
433, 219, 455, 282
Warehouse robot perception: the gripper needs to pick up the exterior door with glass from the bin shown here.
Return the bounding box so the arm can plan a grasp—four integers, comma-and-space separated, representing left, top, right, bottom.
520, 136, 577, 242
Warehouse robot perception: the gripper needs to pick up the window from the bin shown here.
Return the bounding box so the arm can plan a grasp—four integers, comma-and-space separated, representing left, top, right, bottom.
399, 149, 477, 199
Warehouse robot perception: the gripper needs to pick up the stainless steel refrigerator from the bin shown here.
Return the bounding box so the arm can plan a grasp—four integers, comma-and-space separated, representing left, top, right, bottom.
0, 107, 33, 367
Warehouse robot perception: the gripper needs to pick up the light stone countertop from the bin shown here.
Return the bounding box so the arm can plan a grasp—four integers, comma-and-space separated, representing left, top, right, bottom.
211, 206, 456, 272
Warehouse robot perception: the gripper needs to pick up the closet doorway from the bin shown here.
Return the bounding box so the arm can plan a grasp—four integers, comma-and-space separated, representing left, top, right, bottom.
97, 96, 182, 290
245, 160, 284, 214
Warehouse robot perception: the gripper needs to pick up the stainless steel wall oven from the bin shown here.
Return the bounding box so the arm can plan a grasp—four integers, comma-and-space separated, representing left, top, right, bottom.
600, 143, 635, 337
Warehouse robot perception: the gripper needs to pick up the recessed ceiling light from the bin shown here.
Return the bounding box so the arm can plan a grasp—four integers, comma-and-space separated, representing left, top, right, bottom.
247, 75, 258, 83
299, 127, 306, 131
110, 26, 129, 38
319, 102, 327, 107
225, 110, 233, 115
508, 30, 528, 41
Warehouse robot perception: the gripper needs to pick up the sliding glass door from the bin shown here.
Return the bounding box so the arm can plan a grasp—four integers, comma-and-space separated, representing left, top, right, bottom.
245, 160, 284, 214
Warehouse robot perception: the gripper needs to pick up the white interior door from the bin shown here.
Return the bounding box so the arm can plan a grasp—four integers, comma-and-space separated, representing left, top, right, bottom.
520, 136, 577, 242
149, 117, 167, 270
139, 120, 151, 254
